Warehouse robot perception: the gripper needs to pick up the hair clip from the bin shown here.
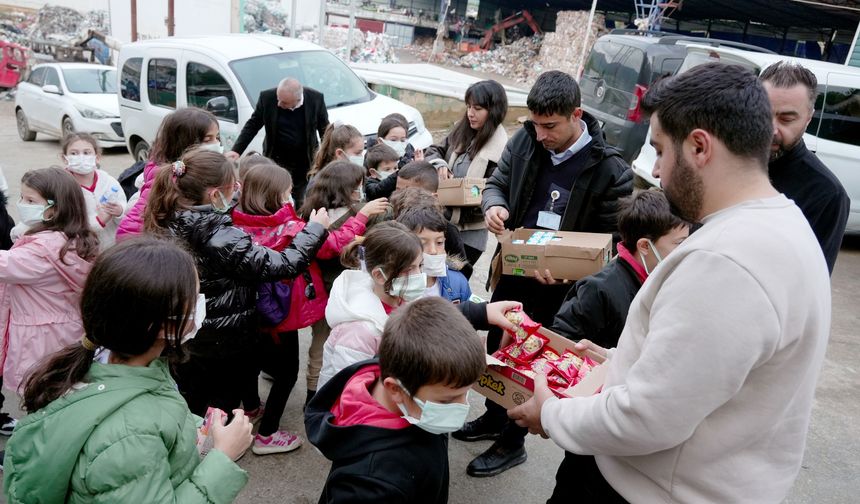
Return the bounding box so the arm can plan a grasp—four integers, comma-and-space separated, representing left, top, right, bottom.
332, 119, 345, 128
172, 160, 186, 178
358, 245, 367, 272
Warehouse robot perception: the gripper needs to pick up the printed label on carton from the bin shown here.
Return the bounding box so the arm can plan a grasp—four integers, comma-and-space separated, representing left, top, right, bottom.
478, 373, 506, 396
504, 254, 519, 263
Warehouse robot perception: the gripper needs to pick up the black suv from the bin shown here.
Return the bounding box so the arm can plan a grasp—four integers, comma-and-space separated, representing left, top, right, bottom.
580, 29, 773, 162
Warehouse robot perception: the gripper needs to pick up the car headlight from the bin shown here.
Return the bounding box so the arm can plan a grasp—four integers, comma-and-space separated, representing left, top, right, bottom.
75, 106, 112, 119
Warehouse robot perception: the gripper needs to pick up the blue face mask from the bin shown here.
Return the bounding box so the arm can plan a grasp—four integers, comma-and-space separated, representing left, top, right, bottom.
395, 380, 470, 435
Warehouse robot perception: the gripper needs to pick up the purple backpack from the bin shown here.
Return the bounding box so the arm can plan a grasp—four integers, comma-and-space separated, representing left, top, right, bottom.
257, 280, 292, 327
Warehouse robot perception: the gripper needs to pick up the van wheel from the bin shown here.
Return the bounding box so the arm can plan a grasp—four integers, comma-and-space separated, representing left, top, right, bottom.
62, 116, 75, 138
16, 109, 36, 141
133, 140, 150, 163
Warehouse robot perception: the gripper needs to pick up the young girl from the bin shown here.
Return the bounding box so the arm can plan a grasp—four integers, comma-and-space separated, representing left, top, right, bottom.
231, 163, 387, 455
297, 160, 377, 403
117, 107, 222, 239
375, 113, 423, 168
0, 168, 98, 392
4, 237, 251, 502
317, 221, 424, 389
61, 133, 128, 250
306, 123, 364, 185
425, 80, 509, 267
144, 148, 330, 416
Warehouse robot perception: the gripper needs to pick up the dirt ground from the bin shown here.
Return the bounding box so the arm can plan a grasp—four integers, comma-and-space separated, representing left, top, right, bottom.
0, 99, 858, 503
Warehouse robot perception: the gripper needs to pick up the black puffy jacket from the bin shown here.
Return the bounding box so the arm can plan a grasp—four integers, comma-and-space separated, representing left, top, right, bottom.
481, 112, 633, 240
167, 205, 327, 337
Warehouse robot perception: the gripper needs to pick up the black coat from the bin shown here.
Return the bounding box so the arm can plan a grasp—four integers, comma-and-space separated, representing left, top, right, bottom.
167, 206, 327, 338
0, 192, 15, 251
231, 87, 329, 173
481, 112, 633, 241
769, 140, 849, 274
551, 258, 642, 349
305, 359, 450, 504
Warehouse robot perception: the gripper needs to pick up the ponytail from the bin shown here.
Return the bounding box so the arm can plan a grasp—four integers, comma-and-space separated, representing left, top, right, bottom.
22, 343, 95, 412
308, 123, 362, 180
340, 235, 366, 269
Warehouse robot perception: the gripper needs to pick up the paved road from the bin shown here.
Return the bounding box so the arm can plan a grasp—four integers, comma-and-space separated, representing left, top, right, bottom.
0, 100, 857, 503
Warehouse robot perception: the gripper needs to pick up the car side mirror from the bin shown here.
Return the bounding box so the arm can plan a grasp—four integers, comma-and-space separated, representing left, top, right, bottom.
205, 96, 230, 114
42, 84, 62, 95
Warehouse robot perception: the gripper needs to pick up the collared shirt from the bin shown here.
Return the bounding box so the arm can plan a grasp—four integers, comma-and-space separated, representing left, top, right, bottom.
289, 92, 304, 111
549, 120, 592, 166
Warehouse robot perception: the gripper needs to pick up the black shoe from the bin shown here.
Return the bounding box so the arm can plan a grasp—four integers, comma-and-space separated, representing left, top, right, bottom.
452, 414, 504, 442
466, 441, 527, 477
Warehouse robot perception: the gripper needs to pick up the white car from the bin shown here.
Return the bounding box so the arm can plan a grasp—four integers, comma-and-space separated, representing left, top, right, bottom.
14, 63, 124, 147
117, 34, 433, 162
631, 44, 860, 233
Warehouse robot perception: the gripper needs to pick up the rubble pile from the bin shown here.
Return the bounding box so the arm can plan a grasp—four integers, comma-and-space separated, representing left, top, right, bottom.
0, 9, 35, 45
243, 0, 290, 35
27, 5, 109, 44
537, 11, 608, 80
458, 36, 543, 84
300, 26, 398, 64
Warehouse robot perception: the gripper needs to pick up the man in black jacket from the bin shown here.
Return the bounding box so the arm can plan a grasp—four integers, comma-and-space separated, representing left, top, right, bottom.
761, 61, 849, 274
227, 78, 329, 204
453, 70, 633, 477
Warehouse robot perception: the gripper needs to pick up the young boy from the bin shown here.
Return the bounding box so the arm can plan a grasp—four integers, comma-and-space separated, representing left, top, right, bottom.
396, 160, 439, 193
396, 206, 471, 303
551, 188, 690, 348
365, 143, 400, 200
305, 297, 486, 503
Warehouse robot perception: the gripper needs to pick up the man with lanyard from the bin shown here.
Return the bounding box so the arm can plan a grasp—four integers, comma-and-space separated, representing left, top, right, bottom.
453, 70, 632, 477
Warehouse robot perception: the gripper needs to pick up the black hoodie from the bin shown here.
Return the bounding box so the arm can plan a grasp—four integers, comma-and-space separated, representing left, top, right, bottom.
305, 359, 450, 504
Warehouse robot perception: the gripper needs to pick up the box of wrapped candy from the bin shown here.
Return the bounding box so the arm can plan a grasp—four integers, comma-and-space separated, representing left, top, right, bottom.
498, 228, 613, 281
473, 310, 608, 409
436, 177, 486, 206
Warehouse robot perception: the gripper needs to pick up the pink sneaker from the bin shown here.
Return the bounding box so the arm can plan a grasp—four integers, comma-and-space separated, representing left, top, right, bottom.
244, 404, 265, 424
252, 430, 303, 455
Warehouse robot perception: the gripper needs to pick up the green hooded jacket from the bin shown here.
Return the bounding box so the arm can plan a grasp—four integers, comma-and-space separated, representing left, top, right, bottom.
3, 359, 248, 503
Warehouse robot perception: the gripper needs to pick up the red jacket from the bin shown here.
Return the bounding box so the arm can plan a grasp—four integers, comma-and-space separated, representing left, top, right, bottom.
231, 204, 367, 332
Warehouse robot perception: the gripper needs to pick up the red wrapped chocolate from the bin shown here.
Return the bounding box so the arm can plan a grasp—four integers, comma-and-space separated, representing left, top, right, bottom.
504, 309, 542, 342
550, 350, 585, 383
519, 333, 549, 361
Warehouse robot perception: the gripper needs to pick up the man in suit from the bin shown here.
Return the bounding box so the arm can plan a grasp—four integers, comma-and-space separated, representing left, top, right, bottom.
227, 78, 329, 202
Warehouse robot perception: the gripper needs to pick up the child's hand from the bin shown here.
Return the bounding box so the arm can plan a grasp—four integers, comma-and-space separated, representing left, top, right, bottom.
96, 206, 112, 226
103, 202, 124, 217
211, 409, 253, 461
486, 300, 523, 332
359, 198, 389, 217
309, 208, 331, 229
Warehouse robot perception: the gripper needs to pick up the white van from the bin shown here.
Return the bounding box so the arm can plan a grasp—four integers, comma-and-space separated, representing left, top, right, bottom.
117, 34, 433, 161
631, 45, 860, 233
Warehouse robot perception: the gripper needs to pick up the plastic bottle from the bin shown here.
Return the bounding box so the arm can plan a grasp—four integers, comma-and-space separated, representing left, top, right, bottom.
100, 186, 121, 205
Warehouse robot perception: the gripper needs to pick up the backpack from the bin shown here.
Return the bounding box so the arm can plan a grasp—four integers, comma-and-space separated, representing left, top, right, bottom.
256, 280, 292, 327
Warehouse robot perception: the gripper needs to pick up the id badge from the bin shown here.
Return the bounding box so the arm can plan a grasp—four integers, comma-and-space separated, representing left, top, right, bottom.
537, 210, 561, 230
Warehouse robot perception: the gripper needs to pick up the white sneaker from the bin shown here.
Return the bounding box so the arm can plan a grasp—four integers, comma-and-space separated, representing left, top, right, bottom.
252, 430, 303, 455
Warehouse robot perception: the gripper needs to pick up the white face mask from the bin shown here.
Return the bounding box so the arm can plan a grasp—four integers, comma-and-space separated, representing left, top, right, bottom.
395, 380, 470, 435
382, 139, 407, 157
422, 252, 447, 277
354, 185, 366, 202
377, 170, 395, 180
639, 239, 664, 276
201, 142, 224, 155
65, 154, 97, 175
378, 268, 426, 302
182, 294, 207, 344
347, 151, 366, 167
16, 200, 54, 225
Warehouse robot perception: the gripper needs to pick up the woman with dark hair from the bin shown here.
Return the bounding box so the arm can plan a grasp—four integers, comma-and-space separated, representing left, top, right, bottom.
117, 107, 222, 239
4, 237, 252, 503
425, 79, 509, 266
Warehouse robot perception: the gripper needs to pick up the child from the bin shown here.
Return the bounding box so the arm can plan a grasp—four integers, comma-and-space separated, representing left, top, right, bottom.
317, 221, 423, 389
396, 160, 440, 193
118, 107, 221, 239
60, 133, 128, 250
364, 143, 400, 200
4, 237, 251, 502
231, 163, 387, 455
0, 168, 97, 393
237, 151, 275, 183
551, 189, 690, 347
298, 160, 389, 404
305, 123, 364, 198
305, 297, 485, 502
396, 206, 471, 303
144, 148, 330, 416
375, 113, 424, 168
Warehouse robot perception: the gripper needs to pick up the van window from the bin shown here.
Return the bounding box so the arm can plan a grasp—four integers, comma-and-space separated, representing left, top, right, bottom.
230, 50, 372, 109
583, 41, 645, 91
186, 62, 238, 122
44, 67, 61, 89
27, 67, 46, 86
147, 58, 177, 109
818, 85, 860, 146
806, 87, 824, 136
121, 58, 142, 101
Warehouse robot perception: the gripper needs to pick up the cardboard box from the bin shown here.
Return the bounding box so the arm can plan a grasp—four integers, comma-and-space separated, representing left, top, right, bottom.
499, 228, 613, 281
436, 177, 486, 206
473, 327, 608, 409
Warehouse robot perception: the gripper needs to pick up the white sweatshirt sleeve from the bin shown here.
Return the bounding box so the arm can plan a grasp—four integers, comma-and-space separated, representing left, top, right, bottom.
541, 250, 781, 456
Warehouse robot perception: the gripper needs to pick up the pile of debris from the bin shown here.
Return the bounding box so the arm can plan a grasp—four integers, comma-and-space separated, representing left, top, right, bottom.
27, 5, 109, 44
300, 26, 398, 64
243, 0, 290, 35
458, 36, 543, 84
0, 9, 35, 45
537, 11, 609, 80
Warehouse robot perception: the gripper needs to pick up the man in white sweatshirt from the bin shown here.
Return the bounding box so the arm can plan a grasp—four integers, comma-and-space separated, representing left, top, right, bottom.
509, 62, 832, 503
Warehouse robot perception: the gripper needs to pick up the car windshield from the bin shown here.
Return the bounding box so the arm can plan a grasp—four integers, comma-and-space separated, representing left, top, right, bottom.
62, 68, 117, 94
229, 50, 372, 108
